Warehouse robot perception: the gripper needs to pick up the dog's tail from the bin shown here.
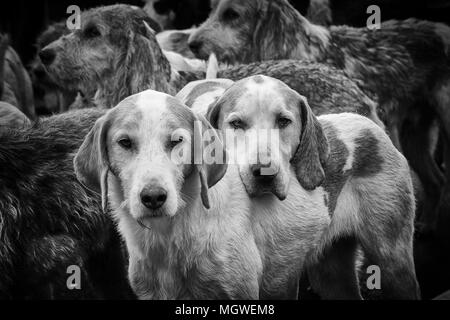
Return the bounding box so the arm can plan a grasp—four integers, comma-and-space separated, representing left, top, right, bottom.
0, 33, 9, 99
206, 53, 219, 79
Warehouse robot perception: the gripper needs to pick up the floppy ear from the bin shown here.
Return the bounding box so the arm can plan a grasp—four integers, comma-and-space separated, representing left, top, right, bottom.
252, 0, 318, 61
73, 116, 111, 211
205, 97, 222, 129
291, 95, 329, 190
111, 20, 171, 105
252, 0, 297, 61
193, 113, 228, 209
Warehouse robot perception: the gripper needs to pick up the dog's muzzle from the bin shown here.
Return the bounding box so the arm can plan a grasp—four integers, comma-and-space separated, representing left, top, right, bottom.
140, 185, 168, 213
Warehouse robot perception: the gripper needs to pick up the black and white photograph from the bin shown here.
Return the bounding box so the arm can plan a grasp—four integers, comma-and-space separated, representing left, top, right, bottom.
1, 0, 450, 311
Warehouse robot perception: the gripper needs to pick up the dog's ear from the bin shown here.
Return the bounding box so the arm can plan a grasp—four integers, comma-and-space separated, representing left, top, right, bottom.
112, 20, 171, 106
193, 113, 228, 209
253, 0, 290, 61
253, 0, 313, 61
74, 115, 111, 211
291, 95, 329, 190
205, 98, 222, 129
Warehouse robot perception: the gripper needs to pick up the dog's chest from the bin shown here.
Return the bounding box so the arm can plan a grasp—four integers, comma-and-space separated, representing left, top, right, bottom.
250, 178, 330, 297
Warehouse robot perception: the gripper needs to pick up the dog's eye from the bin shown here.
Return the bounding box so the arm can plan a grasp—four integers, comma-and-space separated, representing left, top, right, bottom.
277, 117, 292, 129
117, 138, 132, 149
170, 135, 184, 148
84, 25, 101, 38
229, 119, 245, 130
222, 8, 240, 21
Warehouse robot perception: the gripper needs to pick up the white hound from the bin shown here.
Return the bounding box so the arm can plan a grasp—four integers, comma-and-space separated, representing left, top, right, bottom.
204, 75, 419, 299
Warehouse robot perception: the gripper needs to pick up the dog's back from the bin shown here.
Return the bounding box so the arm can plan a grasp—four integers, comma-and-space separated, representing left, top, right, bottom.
0, 108, 133, 299
327, 20, 450, 102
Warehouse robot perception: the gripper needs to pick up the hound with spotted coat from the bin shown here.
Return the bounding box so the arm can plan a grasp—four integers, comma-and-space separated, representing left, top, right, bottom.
203, 75, 419, 300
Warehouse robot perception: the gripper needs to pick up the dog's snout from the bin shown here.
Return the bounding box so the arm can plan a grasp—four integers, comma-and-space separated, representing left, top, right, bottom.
251, 163, 277, 178
39, 48, 56, 66
188, 40, 203, 55
140, 186, 168, 210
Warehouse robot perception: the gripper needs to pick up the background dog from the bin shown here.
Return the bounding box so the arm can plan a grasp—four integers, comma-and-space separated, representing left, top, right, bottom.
0, 108, 134, 299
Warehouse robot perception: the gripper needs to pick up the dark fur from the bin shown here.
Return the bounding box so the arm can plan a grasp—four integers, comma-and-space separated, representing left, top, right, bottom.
319, 120, 350, 215
0, 108, 134, 299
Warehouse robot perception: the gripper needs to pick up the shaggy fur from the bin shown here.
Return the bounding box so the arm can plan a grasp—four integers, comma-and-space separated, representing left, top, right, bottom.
40, 5, 163, 109
0, 34, 35, 120
0, 108, 134, 299
188, 0, 450, 231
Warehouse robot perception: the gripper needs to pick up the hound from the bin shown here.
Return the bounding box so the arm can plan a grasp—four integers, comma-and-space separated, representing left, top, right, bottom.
38, 4, 381, 125
74, 89, 331, 299
188, 0, 450, 230
0, 34, 35, 120
0, 108, 134, 299
205, 75, 419, 299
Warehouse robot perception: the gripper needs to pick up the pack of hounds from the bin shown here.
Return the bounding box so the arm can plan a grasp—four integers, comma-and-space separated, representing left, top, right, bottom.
1, 0, 450, 300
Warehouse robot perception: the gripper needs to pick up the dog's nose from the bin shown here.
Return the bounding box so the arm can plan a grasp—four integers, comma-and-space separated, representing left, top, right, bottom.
188, 40, 203, 55
251, 163, 277, 178
140, 187, 168, 210
39, 48, 56, 66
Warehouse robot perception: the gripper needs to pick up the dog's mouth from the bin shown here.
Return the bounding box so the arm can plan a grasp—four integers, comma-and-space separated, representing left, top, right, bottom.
240, 173, 288, 201
137, 213, 172, 233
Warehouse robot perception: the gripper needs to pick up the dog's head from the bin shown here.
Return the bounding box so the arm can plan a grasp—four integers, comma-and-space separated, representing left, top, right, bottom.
207, 75, 329, 200
188, 0, 261, 63
74, 89, 227, 227
188, 0, 323, 64
39, 5, 166, 106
